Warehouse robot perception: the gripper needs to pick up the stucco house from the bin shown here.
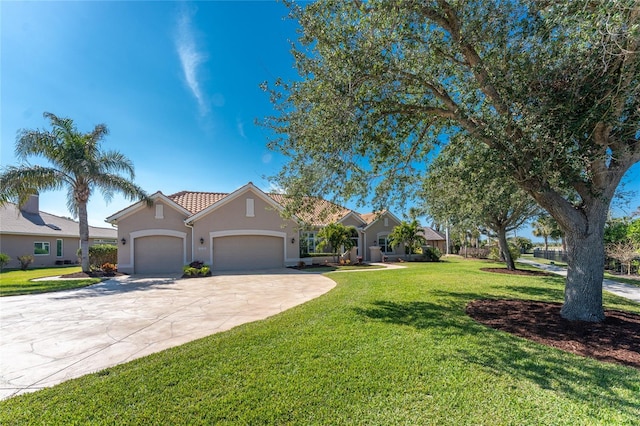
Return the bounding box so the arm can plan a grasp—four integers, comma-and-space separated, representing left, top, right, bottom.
0, 194, 118, 269
422, 227, 447, 252
105, 182, 408, 274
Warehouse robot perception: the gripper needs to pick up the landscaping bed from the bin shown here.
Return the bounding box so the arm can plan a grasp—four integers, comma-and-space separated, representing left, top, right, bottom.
467, 299, 640, 369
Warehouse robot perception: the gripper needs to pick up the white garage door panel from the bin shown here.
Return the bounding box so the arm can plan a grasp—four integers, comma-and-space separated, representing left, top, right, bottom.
134, 236, 183, 274
213, 236, 284, 271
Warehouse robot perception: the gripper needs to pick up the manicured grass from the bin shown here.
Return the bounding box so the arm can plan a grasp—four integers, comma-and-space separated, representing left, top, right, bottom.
1, 258, 639, 424
0, 267, 101, 296
604, 273, 640, 288
299, 263, 385, 272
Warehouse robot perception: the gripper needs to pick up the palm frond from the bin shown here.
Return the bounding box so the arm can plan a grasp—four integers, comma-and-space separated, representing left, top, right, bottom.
0, 166, 67, 206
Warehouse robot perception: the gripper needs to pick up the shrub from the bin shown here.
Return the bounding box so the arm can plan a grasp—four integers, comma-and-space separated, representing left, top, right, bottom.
182, 262, 211, 277
488, 243, 520, 263
183, 266, 198, 277
17, 255, 34, 271
422, 247, 442, 262
189, 260, 204, 269
77, 244, 117, 268
0, 253, 10, 271
101, 263, 117, 274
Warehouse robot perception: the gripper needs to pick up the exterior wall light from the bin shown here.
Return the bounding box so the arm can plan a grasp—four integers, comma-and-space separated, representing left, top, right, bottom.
121, 238, 126, 245
291, 237, 295, 244
200, 237, 205, 245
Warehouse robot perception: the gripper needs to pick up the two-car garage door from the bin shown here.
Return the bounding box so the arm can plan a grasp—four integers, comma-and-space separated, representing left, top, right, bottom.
212, 235, 284, 271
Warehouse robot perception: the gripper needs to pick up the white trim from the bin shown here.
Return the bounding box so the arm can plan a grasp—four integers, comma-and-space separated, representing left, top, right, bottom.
56, 239, 63, 257
129, 229, 188, 269
106, 192, 190, 223
208, 230, 290, 265
34, 241, 51, 256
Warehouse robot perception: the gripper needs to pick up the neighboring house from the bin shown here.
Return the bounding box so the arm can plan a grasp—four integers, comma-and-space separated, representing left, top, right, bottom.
105, 182, 408, 274
0, 194, 117, 269
422, 227, 447, 252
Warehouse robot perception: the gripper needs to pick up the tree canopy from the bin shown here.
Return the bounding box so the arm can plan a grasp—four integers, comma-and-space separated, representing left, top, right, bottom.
422, 138, 539, 270
388, 220, 426, 261
264, 1, 639, 321
316, 223, 356, 262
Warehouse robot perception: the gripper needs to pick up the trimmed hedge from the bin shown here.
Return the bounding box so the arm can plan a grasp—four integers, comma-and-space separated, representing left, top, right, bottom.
77, 244, 118, 268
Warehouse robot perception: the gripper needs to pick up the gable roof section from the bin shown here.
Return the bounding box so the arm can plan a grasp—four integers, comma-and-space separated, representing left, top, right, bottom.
185, 182, 287, 224
105, 191, 190, 223
361, 210, 403, 231
422, 227, 446, 241
1, 203, 117, 239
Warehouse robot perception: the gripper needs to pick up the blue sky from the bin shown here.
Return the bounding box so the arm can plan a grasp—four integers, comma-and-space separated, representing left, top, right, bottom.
2, 1, 639, 242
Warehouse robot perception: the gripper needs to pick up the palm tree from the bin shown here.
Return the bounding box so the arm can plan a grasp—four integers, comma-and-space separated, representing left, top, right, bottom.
0, 112, 150, 272
532, 215, 555, 253
388, 220, 426, 260
316, 223, 356, 263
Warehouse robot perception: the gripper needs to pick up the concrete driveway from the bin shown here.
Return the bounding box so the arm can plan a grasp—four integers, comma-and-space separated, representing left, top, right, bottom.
0, 269, 335, 400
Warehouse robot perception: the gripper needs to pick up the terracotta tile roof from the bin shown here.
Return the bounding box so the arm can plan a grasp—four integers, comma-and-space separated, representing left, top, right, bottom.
167, 191, 228, 215
267, 194, 353, 226
165, 191, 354, 226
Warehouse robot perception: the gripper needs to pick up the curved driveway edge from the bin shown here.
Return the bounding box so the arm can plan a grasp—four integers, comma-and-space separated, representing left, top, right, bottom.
0, 269, 335, 400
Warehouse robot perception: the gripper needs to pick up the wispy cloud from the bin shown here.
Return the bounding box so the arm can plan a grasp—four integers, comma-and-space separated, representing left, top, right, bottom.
175, 6, 207, 115
236, 117, 246, 138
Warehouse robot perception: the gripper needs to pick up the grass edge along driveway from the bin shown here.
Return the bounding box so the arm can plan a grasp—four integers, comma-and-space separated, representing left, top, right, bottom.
0, 267, 101, 296
1, 258, 639, 424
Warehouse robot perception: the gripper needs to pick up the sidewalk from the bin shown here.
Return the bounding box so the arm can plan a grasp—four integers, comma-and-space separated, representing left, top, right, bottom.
518, 258, 640, 303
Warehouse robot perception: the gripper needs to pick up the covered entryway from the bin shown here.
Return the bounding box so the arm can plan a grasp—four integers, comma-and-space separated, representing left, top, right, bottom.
134, 235, 184, 274
212, 235, 284, 271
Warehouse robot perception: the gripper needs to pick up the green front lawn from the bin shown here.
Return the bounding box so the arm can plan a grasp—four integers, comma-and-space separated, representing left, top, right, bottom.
0, 267, 101, 296
1, 259, 639, 424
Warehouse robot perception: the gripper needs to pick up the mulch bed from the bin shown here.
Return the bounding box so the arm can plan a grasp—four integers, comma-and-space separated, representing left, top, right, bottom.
480, 267, 556, 277
467, 299, 640, 369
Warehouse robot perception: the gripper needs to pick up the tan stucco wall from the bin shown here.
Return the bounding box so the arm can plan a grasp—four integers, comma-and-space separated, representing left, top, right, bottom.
192, 191, 299, 264
115, 201, 192, 273
0, 234, 112, 269
362, 213, 401, 260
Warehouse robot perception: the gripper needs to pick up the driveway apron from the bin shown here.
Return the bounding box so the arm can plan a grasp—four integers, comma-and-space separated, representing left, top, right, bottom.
0, 270, 335, 400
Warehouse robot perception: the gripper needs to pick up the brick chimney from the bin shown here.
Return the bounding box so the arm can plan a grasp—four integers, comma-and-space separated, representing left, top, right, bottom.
20, 193, 40, 215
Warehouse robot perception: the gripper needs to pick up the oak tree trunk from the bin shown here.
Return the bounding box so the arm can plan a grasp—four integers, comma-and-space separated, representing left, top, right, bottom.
497, 228, 515, 271
559, 209, 607, 322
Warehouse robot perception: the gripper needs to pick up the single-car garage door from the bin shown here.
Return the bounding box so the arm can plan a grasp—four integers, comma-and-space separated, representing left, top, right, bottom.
134, 236, 184, 274
213, 235, 284, 271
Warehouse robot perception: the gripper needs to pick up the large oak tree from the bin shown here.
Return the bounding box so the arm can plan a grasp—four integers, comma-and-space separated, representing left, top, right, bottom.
264, 1, 639, 321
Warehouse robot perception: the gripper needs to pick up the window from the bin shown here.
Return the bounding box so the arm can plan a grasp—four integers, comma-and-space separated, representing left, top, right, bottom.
300, 231, 318, 255
56, 239, 63, 257
155, 204, 164, 219
378, 235, 392, 254
34, 242, 50, 256
246, 198, 255, 217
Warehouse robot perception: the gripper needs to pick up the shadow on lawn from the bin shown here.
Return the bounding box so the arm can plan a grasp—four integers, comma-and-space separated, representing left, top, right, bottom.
355, 291, 640, 419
